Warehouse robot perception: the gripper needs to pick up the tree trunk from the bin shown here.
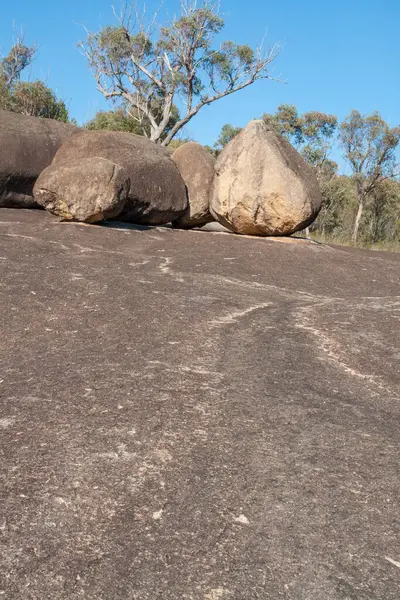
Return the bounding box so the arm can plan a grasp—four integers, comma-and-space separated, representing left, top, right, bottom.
352, 198, 364, 243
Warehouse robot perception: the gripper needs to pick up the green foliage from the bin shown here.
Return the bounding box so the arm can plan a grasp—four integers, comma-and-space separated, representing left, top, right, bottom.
0, 40, 69, 122
340, 110, 400, 241
86, 103, 180, 141
93, 27, 154, 81
0, 42, 36, 88
86, 108, 145, 134
362, 179, 400, 245
9, 81, 69, 121
0, 75, 12, 109
216, 106, 339, 173
302, 111, 337, 143
311, 175, 400, 250
211, 123, 243, 155
0, 78, 69, 122
340, 110, 400, 181
310, 111, 400, 247
263, 105, 338, 175
313, 175, 357, 238
218, 123, 243, 146
159, 7, 224, 56
167, 137, 193, 151
263, 104, 304, 145
98, 26, 135, 62
207, 42, 256, 89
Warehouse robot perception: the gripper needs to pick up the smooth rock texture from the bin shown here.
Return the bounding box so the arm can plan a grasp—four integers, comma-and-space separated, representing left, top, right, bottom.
52, 130, 188, 225
0, 209, 399, 600
34, 157, 129, 222
171, 142, 215, 228
0, 110, 78, 208
211, 120, 322, 235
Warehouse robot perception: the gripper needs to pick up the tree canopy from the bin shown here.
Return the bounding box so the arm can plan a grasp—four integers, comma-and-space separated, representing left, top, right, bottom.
340, 110, 400, 241
0, 41, 36, 89
81, 0, 280, 145
86, 102, 180, 141
0, 36, 69, 122
263, 104, 338, 177
211, 123, 243, 155
8, 81, 69, 121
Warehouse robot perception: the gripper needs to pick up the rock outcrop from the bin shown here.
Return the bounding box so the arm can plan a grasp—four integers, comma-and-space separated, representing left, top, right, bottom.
46, 130, 187, 225
0, 110, 78, 208
34, 157, 129, 223
171, 142, 215, 228
210, 120, 322, 236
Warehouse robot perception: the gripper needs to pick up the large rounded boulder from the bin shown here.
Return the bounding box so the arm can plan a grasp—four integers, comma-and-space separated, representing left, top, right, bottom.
210, 120, 322, 236
47, 130, 187, 225
171, 142, 215, 228
34, 157, 129, 223
0, 110, 78, 208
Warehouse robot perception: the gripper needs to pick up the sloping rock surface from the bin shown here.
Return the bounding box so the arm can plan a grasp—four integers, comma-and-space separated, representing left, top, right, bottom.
0, 209, 399, 600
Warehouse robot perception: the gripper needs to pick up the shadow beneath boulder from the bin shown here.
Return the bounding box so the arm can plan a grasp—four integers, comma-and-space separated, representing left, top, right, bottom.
101, 220, 173, 232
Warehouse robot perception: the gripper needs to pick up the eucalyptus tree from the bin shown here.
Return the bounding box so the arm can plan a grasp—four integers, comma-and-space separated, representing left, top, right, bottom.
81, 0, 280, 145
340, 110, 400, 241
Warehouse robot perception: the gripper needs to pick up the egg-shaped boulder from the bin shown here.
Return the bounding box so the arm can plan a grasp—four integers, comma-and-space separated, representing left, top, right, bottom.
210, 120, 322, 236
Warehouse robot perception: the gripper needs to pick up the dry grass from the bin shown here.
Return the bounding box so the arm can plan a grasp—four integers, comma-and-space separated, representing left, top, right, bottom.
308, 233, 400, 253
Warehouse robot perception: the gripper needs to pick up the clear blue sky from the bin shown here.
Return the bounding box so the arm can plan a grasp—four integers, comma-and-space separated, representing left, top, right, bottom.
1, 0, 399, 151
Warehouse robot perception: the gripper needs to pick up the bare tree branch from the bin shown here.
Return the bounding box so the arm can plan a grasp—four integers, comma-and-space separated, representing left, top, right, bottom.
0, 27, 37, 89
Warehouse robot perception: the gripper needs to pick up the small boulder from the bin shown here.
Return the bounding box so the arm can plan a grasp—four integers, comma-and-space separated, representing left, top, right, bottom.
210, 120, 322, 236
34, 157, 129, 223
171, 142, 215, 228
51, 130, 187, 225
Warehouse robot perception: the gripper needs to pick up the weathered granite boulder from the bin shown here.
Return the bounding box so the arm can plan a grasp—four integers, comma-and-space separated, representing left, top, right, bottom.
210, 120, 322, 236
34, 157, 129, 223
50, 130, 187, 225
171, 142, 215, 228
0, 110, 78, 208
